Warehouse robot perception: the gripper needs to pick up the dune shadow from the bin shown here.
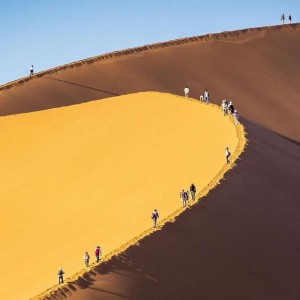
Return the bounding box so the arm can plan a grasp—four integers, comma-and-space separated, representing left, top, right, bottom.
43, 77, 120, 96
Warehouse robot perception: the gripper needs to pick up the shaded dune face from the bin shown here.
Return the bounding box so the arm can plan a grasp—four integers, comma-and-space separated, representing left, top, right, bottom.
0, 92, 240, 300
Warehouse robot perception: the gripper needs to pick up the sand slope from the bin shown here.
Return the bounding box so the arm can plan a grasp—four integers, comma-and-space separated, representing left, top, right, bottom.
0, 24, 299, 141
0, 92, 240, 300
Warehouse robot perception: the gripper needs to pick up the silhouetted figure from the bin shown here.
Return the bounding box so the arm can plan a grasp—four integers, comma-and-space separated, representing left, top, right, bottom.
190, 184, 196, 201
95, 246, 101, 263
184, 86, 190, 98
84, 251, 90, 268
30, 65, 34, 76
289, 15, 292, 24
204, 89, 209, 103
225, 147, 231, 164
58, 268, 64, 284
281, 14, 285, 24
151, 209, 159, 228
227, 101, 235, 115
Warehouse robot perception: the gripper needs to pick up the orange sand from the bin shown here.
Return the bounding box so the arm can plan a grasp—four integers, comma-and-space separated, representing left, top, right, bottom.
0, 92, 238, 299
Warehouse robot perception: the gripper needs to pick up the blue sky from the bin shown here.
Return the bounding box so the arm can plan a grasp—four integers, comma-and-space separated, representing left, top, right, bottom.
0, 0, 299, 85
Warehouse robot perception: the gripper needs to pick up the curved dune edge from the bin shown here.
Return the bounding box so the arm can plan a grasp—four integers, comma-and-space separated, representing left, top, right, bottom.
31, 98, 247, 300
1, 23, 299, 91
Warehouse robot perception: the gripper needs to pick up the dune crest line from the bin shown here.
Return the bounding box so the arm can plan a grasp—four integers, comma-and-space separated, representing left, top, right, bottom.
31, 95, 247, 300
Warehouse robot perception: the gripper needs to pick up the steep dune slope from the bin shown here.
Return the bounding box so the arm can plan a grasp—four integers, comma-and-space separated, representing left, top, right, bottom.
1, 24, 300, 140
0, 92, 241, 300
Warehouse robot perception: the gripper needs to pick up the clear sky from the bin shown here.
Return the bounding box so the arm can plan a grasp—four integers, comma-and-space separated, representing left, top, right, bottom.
0, 0, 299, 85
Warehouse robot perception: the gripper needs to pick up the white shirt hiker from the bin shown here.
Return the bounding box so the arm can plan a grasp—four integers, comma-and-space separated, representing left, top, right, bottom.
184, 87, 189, 97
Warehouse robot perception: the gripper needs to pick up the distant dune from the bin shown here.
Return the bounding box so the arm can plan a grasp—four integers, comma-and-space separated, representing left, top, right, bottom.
1, 24, 300, 300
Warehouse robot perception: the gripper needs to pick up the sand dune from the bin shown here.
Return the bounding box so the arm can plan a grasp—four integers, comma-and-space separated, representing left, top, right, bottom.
0, 24, 299, 300
0, 24, 299, 141
0, 92, 242, 300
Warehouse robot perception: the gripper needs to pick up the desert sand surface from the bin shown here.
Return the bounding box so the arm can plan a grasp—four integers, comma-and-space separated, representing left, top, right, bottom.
0, 24, 299, 300
0, 92, 240, 300
0, 24, 299, 141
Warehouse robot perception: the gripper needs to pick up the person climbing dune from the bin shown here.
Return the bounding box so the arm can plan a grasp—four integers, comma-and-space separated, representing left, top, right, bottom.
227, 101, 235, 115
225, 147, 231, 164
151, 209, 159, 228
233, 109, 239, 125
204, 89, 209, 103
180, 189, 187, 207
95, 246, 101, 263
221, 99, 228, 116
84, 251, 90, 268
190, 184, 196, 201
184, 86, 190, 98
57, 268, 64, 284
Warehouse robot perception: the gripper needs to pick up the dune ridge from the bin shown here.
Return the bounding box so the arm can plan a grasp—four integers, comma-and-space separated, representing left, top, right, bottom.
0, 23, 299, 91
31, 96, 247, 300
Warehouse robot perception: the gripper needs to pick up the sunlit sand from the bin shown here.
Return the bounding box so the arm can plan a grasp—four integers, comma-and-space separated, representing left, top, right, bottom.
0, 92, 239, 299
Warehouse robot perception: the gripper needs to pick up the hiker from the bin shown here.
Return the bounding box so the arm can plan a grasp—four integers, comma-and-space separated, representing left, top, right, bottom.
225, 147, 231, 164
200, 95, 204, 102
227, 101, 235, 115
30, 65, 34, 76
204, 89, 209, 103
84, 251, 90, 268
151, 209, 159, 228
289, 15, 292, 24
95, 246, 101, 263
281, 14, 285, 24
58, 268, 64, 284
180, 189, 187, 207
221, 99, 228, 116
190, 184, 196, 201
184, 86, 190, 98
233, 109, 239, 125
185, 190, 189, 204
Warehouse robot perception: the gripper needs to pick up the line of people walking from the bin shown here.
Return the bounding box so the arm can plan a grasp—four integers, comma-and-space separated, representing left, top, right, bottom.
281, 14, 292, 24
180, 183, 197, 208
183, 85, 240, 126
151, 183, 197, 230
57, 245, 101, 284
184, 86, 210, 103
56, 90, 237, 285
221, 99, 239, 125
